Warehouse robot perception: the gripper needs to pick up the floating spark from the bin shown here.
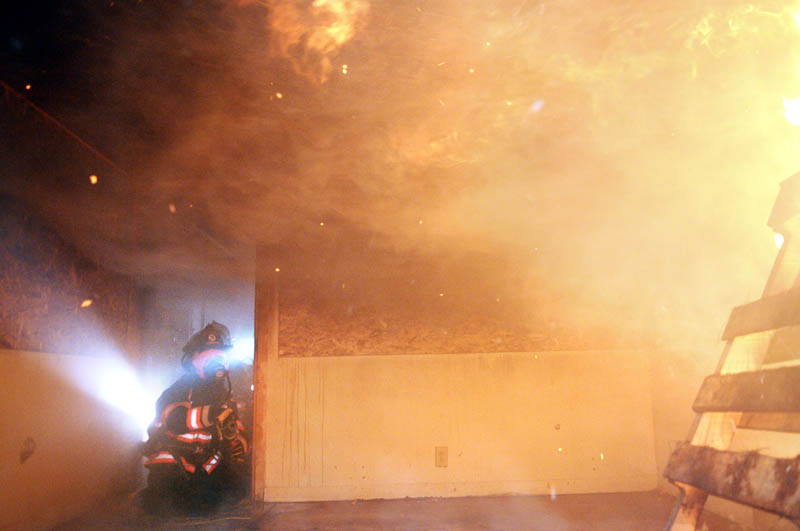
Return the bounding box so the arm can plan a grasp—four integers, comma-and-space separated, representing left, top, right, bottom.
529, 100, 545, 113
89, 174, 98, 184
80, 299, 93, 308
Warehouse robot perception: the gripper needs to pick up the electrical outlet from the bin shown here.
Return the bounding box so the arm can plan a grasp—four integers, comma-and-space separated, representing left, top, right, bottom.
435, 446, 448, 468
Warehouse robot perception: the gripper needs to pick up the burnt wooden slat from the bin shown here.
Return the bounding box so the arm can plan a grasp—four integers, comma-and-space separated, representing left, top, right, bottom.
693, 365, 800, 413
664, 442, 800, 520
722, 286, 800, 341
768, 172, 800, 231
739, 412, 800, 433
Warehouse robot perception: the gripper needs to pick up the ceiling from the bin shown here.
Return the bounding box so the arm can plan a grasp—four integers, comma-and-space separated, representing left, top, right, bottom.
3, 0, 800, 349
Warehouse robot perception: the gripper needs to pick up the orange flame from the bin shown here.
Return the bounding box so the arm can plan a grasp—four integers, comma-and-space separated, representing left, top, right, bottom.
268, 0, 369, 83
80, 299, 93, 308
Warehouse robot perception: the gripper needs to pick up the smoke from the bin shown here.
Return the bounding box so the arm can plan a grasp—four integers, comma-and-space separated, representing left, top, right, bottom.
7, 0, 800, 351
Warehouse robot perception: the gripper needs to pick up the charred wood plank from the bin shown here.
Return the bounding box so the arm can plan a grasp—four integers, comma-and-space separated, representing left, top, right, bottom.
693, 366, 800, 413
665, 482, 707, 531
769, 172, 800, 232
722, 287, 800, 341
664, 442, 800, 520
739, 412, 800, 434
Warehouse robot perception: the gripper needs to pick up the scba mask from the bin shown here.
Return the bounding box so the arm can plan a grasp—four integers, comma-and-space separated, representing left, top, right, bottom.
191, 348, 230, 380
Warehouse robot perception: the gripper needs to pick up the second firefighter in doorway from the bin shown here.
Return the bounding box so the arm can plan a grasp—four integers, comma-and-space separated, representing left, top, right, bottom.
142, 321, 250, 515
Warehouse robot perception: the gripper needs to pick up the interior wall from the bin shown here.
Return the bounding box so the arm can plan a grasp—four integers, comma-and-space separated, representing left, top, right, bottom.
0, 196, 141, 358
256, 349, 657, 501
1, 349, 142, 530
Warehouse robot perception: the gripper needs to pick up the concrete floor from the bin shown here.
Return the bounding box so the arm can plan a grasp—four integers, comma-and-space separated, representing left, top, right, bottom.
55, 490, 747, 530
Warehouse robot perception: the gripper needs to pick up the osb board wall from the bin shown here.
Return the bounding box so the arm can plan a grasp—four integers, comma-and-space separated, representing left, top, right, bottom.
278, 302, 637, 357
0, 198, 139, 356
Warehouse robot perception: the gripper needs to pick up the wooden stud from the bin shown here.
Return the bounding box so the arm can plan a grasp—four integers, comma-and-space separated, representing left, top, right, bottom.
252, 246, 280, 502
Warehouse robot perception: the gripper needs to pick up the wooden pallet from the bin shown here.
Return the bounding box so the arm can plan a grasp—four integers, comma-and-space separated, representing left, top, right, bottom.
664, 173, 800, 530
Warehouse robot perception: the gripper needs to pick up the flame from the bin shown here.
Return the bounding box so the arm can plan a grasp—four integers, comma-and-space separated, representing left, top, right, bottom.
784, 96, 800, 125
267, 0, 369, 83
80, 299, 93, 308
686, 3, 800, 52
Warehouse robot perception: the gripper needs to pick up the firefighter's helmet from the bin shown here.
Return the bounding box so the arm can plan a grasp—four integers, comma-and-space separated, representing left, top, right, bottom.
181, 321, 232, 373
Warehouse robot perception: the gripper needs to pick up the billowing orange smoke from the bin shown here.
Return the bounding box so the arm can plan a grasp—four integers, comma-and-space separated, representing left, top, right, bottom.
267, 0, 369, 83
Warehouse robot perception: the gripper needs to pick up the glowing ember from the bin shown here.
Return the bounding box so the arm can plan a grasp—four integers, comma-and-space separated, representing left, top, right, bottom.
276, 92, 283, 99
320, 221, 325, 226
168, 203, 176, 213
25, 84, 31, 90
89, 174, 98, 184
783, 96, 800, 125
342, 64, 348, 74
529, 100, 545, 113
80, 299, 93, 308
275, 267, 281, 272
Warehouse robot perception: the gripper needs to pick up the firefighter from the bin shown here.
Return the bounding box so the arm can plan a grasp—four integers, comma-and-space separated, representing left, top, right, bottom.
141, 321, 250, 515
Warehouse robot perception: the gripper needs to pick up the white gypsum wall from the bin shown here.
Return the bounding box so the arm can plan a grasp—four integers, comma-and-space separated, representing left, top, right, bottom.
254, 349, 657, 501
1, 349, 141, 530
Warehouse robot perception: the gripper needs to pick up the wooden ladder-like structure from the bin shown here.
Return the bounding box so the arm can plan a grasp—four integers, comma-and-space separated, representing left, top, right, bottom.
664, 173, 800, 529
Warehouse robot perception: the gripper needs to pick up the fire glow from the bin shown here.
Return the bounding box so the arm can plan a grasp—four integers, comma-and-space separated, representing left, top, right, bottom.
267, 0, 369, 83
784, 97, 800, 126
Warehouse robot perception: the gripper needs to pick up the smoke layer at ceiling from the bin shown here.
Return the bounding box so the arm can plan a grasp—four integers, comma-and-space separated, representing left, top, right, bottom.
5, 0, 800, 351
